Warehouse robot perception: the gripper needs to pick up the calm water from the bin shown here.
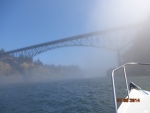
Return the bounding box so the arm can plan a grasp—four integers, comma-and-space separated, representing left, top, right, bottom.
0, 76, 150, 113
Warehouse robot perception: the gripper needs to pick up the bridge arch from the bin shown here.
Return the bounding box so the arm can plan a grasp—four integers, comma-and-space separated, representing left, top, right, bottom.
0, 24, 141, 65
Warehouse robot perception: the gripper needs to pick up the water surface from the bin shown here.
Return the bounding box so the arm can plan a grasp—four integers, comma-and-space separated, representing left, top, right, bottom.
0, 76, 149, 113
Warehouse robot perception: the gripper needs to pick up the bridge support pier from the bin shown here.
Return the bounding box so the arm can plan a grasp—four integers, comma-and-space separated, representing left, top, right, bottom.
117, 50, 122, 66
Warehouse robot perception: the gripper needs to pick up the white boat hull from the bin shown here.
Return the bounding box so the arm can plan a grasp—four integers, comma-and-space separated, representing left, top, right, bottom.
118, 89, 150, 113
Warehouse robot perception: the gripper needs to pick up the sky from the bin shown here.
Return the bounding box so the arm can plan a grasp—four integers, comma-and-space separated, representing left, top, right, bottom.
1, 0, 150, 76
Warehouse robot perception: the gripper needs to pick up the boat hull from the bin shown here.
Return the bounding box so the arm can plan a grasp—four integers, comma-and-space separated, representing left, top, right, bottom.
118, 89, 150, 113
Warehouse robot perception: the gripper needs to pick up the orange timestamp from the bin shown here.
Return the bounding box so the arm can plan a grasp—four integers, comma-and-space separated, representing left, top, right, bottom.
117, 98, 140, 102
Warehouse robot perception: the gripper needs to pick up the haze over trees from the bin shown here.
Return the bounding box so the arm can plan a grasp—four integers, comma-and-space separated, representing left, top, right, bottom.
0, 49, 82, 83
122, 19, 150, 76
124, 21, 150, 63
2, 18, 150, 80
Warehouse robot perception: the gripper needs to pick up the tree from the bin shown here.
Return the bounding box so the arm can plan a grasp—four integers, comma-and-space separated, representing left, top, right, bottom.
0, 48, 5, 54
34, 59, 43, 66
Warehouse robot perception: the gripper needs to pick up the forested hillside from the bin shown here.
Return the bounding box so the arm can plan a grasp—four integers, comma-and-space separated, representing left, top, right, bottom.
0, 49, 82, 82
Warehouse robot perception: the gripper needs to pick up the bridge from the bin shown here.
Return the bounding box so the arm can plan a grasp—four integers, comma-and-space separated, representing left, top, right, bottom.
0, 24, 142, 65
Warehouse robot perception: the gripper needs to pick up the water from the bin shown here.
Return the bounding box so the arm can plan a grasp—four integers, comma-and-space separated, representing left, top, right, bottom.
0, 76, 150, 113
0, 77, 115, 113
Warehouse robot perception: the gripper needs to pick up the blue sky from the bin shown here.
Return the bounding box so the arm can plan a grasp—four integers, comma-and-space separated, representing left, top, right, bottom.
0, 0, 92, 48
1, 0, 150, 76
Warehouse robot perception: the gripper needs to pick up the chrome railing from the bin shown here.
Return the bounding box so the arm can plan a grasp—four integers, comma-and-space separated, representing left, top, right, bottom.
112, 62, 150, 113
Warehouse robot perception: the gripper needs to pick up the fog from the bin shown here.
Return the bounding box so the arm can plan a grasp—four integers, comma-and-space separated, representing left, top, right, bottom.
88, 0, 150, 30
1, 0, 150, 85
84, 0, 150, 77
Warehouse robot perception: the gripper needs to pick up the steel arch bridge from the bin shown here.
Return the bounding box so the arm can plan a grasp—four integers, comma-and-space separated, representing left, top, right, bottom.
0, 24, 141, 65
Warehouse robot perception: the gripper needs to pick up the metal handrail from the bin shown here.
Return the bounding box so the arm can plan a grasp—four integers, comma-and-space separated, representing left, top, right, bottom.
112, 62, 150, 113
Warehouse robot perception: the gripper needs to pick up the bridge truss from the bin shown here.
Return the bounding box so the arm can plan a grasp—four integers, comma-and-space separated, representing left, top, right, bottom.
0, 25, 141, 64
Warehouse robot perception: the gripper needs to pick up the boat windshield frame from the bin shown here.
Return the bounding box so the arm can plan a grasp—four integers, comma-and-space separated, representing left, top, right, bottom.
112, 62, 150, 113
